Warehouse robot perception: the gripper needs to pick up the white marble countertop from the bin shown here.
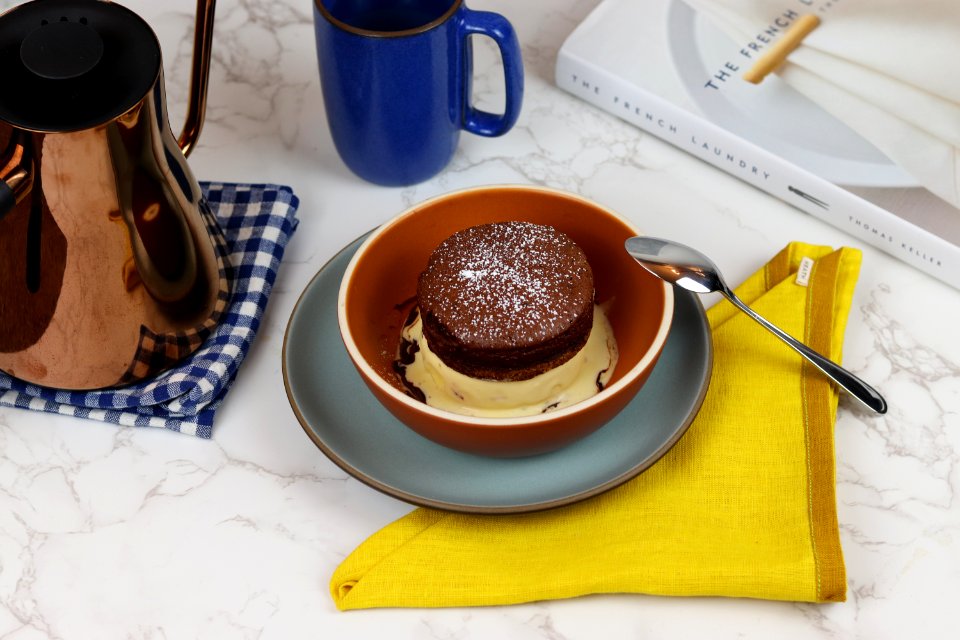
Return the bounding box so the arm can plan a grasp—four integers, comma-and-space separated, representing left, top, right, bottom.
1, 0, 958, 637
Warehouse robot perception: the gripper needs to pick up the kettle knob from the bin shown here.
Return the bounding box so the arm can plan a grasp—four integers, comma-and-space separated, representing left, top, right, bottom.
20, 18, 104, 80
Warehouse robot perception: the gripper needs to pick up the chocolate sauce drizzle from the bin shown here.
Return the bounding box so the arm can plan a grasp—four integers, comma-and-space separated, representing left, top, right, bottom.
393, 306, 427, 403
595, 366, 610, 391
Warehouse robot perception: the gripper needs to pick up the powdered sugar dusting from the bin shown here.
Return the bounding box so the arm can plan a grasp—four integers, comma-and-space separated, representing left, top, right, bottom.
418, 221, 593, 347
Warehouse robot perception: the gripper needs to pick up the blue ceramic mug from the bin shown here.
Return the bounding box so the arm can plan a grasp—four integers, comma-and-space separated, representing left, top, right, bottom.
313, 0, 524, 186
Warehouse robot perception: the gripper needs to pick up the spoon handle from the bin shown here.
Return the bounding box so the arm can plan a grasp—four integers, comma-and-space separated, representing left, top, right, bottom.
723, 291, 887, 414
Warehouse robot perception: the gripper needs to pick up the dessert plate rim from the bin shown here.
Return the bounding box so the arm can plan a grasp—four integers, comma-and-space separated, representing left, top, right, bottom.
281, 233, 713, 514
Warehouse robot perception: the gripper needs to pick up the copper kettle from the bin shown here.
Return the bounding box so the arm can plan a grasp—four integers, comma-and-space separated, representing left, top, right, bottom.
0, 0, 230, 390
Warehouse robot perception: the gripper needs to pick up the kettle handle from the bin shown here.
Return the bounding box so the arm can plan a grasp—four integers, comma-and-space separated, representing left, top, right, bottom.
177, 0, 217, 157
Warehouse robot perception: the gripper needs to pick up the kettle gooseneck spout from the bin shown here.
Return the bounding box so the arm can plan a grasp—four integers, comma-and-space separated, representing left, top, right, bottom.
177, 0, 217, 157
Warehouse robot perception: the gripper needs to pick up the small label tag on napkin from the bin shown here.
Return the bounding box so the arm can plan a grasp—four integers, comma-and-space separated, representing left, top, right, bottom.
795, 257, 815, 286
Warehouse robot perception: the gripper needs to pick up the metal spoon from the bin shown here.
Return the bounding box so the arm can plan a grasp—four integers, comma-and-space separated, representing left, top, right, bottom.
625, 236, 887, 414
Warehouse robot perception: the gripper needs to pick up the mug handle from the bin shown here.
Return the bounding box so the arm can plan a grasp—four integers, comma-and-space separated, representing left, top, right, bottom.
459, 9, 524, 137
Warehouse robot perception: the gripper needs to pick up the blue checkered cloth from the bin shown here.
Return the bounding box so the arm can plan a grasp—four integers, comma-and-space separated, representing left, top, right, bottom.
0, 183, 299, 438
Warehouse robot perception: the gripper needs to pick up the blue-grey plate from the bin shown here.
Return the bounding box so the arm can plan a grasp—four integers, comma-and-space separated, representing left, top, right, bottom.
282, 235, 712, 513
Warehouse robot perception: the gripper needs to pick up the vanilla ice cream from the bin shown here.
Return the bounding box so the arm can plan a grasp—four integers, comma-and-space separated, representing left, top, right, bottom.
396, 305, 619, 418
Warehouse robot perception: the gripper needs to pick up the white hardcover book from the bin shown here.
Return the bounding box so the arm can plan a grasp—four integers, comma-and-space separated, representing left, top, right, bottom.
555, 0, 960, 290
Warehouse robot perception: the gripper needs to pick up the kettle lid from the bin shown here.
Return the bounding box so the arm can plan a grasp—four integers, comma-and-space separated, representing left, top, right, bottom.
0, 0, 161, 132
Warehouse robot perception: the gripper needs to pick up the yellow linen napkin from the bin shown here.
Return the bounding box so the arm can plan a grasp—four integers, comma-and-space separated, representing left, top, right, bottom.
332, 242, 862, 609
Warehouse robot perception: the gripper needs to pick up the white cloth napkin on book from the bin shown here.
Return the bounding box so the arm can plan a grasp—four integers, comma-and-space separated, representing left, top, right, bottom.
683, 0, 960, 208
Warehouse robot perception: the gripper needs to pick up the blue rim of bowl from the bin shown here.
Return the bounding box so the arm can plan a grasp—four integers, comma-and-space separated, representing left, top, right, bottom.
313, 0, 461, 39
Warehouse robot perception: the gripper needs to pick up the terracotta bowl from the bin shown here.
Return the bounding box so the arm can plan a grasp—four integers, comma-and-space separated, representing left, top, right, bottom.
337, 185, 673, 457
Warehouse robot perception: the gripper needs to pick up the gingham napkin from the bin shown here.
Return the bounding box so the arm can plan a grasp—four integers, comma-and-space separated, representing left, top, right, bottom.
0, 183, 299, 438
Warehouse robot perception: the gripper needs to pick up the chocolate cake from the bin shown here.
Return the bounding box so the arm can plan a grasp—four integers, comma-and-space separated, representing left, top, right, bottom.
416, 221, 595, 381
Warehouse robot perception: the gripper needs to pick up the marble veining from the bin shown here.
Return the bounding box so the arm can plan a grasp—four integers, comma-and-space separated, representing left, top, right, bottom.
0, 0, 958, 638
